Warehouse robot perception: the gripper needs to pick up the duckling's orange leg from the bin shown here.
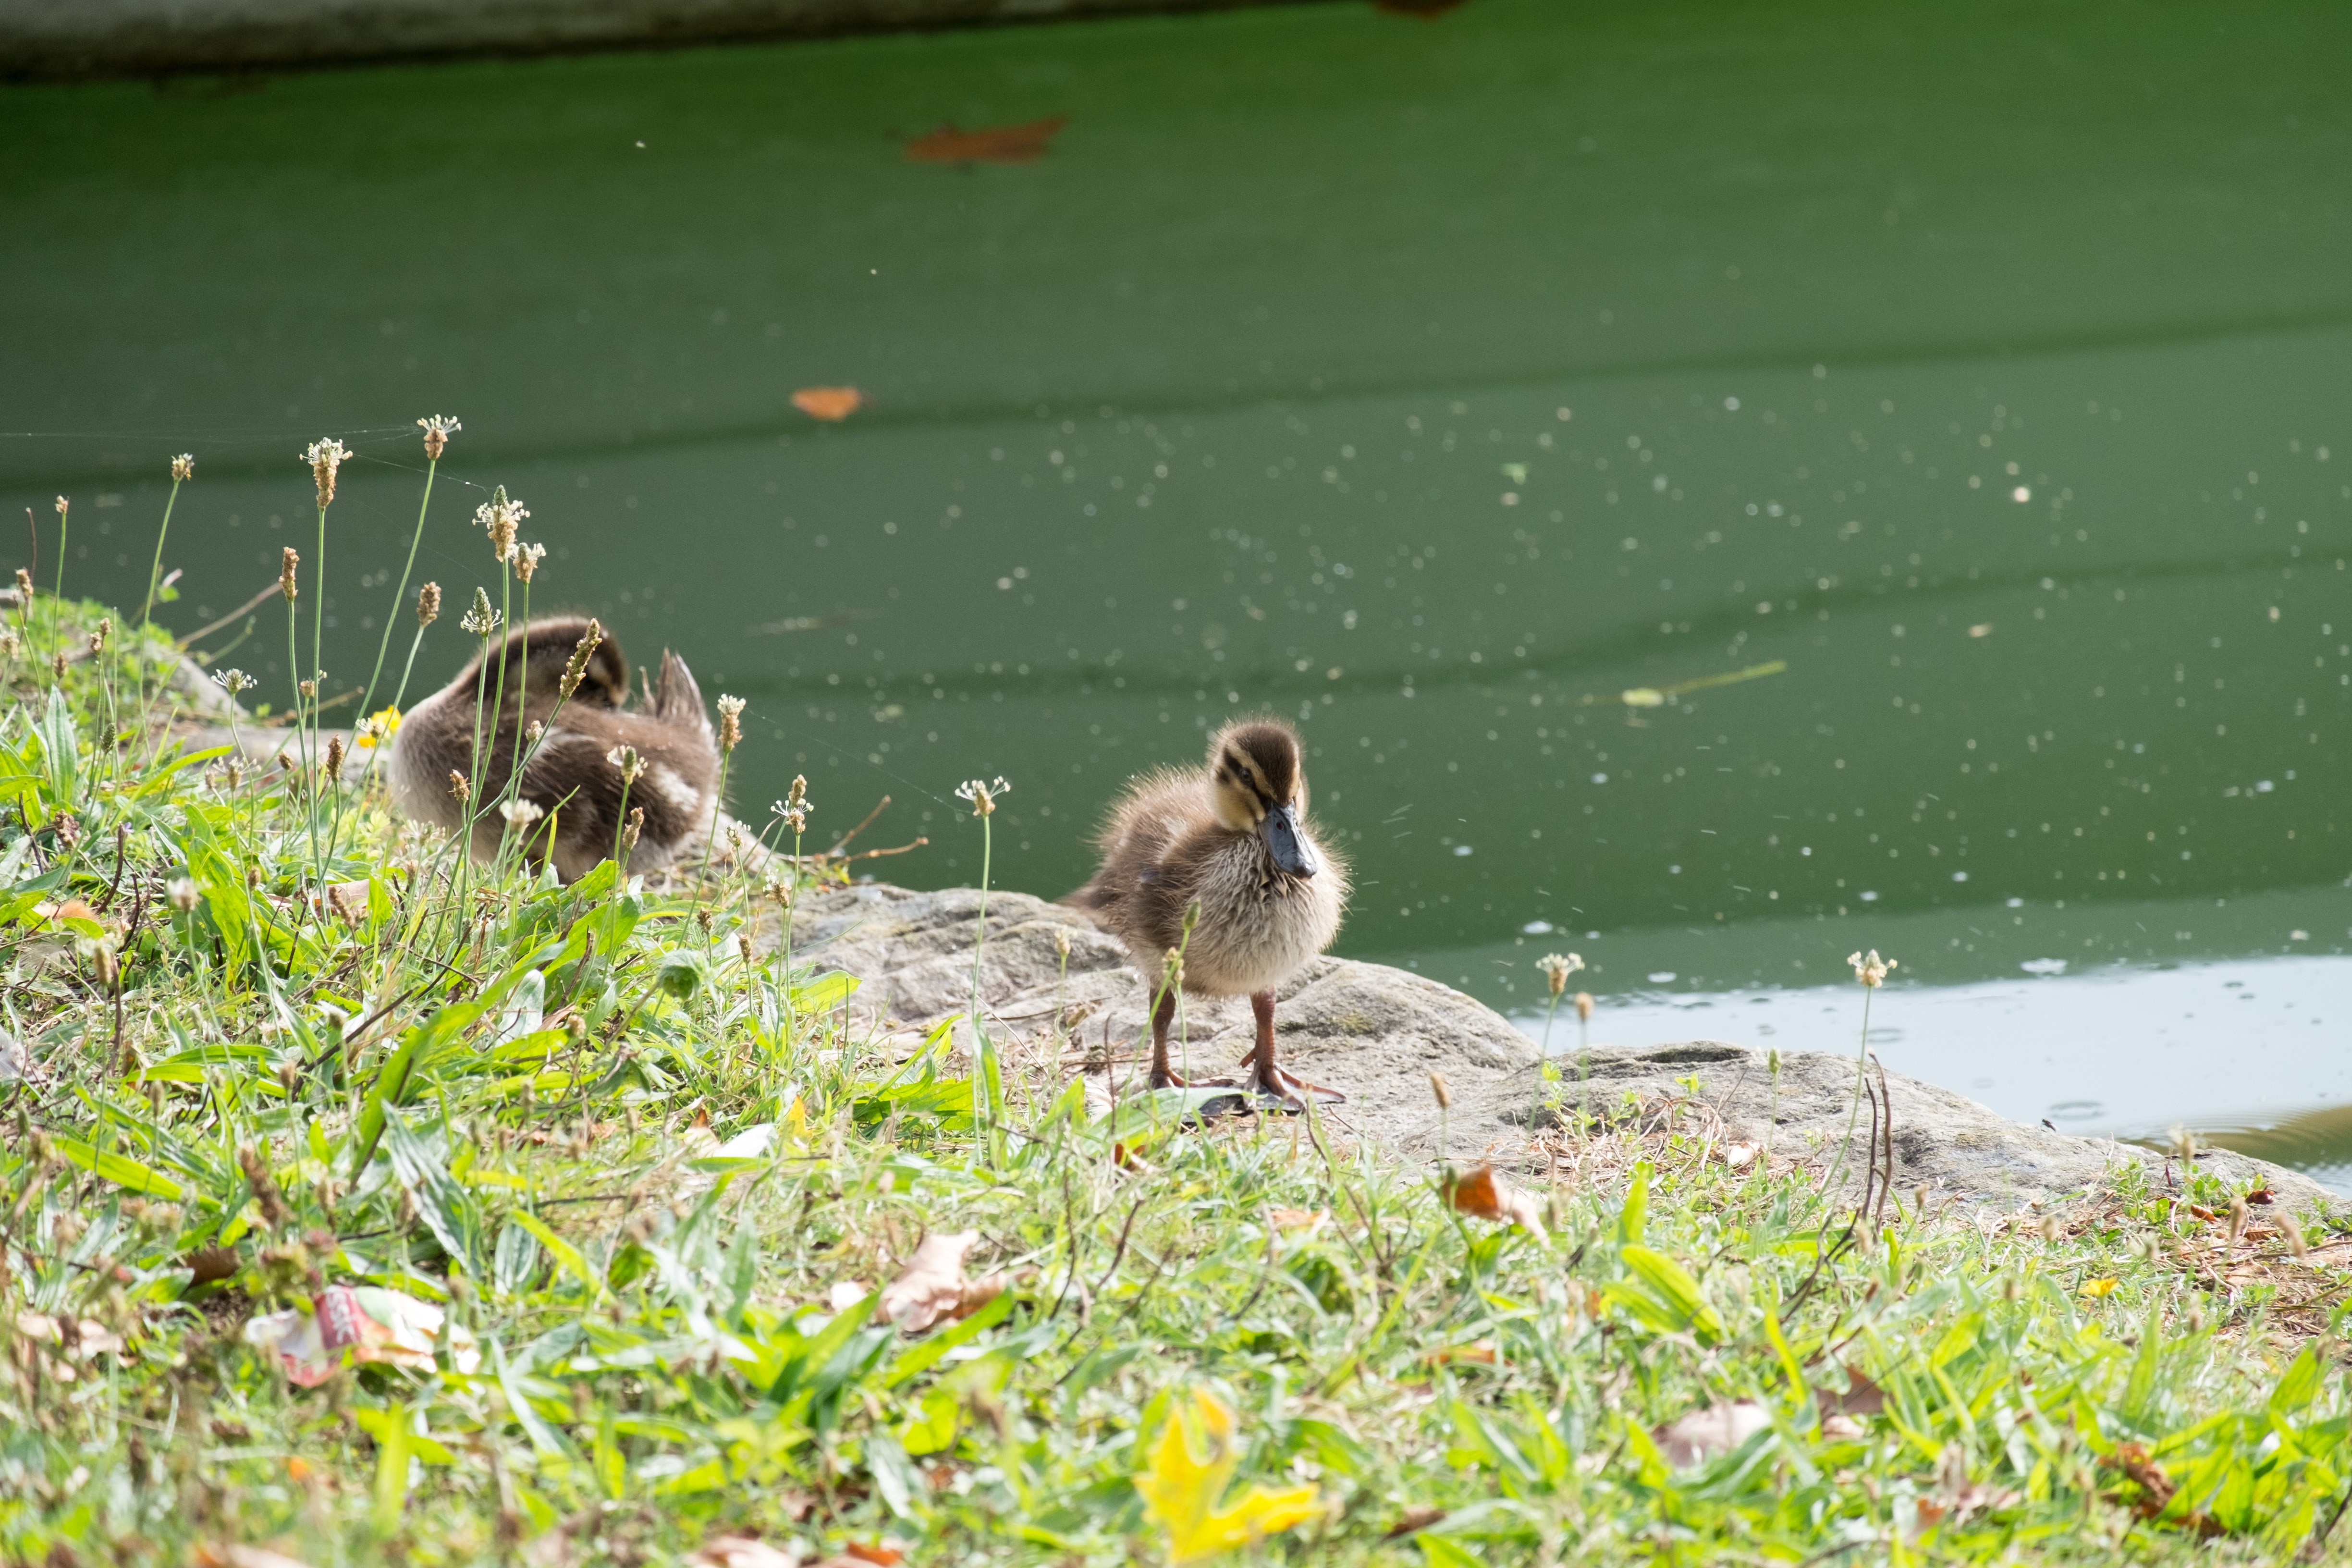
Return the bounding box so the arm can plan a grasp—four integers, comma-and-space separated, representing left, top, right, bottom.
1146, 989, 1183, 1089
1247, 989, 1345, 1111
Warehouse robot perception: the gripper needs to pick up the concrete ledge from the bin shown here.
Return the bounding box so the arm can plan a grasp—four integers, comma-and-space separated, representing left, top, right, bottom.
0, 0, 1327, 82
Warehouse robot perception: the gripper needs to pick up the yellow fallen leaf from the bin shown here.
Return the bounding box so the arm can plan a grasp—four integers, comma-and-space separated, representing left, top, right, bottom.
1135, 1387, 1324, 1564
2080, 1277, 2119, 1298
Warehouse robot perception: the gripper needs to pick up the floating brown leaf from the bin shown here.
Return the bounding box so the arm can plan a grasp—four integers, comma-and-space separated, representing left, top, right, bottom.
792, 387, 864, 422
875, 1230, 1005, 1332
1654, 1401, 1770, 1467
905, 115, 1068, 164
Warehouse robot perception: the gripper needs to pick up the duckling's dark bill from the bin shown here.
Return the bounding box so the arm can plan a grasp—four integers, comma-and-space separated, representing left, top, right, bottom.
1260, 803, 1320, 878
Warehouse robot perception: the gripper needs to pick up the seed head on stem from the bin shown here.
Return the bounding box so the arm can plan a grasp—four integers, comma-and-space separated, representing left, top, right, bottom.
169, 878, 199, 914
514, 542, 546, 583
54, 496, 68, 521
956, 776, 1011, 816
558, 619, 603, 699
447, 770, 469, 802
1429, 1071, 1452, 1110
716, 695, 745, 753
460, 588, 500, 637
301, 439, 349, 509
88, 619, 109, 657
606, 746, 644, 787
280, 548, 301, 601
322, 735, 344, 781
416, 582, 441, 627
1575, 991, 1594, 1022
499, 799, 544, 830
1536, 952, 1582, 998
13, 568, 29, 602
775, 775, 811, 835
213, 668, 255, 698
620, 806, 644, 859
417, 416, 460, 461
474, 487, 527, 565
1848, 950, 1896, 987
171, 453, 194, 483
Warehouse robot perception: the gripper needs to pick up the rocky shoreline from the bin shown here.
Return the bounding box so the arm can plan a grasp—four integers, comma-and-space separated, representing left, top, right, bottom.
793, 882, 2334, 1212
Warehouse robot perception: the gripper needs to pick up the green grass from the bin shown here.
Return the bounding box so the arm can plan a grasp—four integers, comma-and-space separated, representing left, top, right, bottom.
3, 570, 2352, 1568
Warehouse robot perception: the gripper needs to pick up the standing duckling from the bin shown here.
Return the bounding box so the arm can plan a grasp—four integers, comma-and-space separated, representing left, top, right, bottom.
1069, 718, 1349, 1111
386, 615, 719, 882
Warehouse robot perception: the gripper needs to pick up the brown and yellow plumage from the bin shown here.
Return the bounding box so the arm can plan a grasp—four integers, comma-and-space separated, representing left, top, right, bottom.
1067, 718, 1348, 1109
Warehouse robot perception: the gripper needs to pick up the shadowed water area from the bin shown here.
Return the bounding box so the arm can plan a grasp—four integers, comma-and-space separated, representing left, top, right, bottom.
6, 0, 2352, 1182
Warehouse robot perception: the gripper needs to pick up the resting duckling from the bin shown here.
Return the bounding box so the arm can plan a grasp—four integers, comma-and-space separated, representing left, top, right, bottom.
386, 615, 718, 882
1069, 718, 1348, 1111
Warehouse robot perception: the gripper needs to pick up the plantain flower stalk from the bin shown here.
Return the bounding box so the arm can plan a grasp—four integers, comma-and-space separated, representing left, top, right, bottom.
695, 694, 748, 891
302, 438, 348, 510
142, 455, 193, 629
1833, 949, 1899, 1188
363, 417, 459, 722
558, 618, 603, 700
474, 487, 527, 565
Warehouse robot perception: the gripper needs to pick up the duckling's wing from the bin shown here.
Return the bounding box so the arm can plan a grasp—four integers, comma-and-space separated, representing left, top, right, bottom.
1065, 770, 1209, 954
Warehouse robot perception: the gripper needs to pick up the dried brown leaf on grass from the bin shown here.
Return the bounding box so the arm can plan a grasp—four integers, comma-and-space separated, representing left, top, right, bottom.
1384, 1506, 1447, 1539
1657, 1370, 1884, 1467
1268, 1206, 1328, 1233
323, 880, 371, 923
875, 1230, 1008, 1332
1655, 1401, 1770, 1466
193, 1546, 316, 1568
1444, 1164, 1547, 1239
688, 1539, 798, 1568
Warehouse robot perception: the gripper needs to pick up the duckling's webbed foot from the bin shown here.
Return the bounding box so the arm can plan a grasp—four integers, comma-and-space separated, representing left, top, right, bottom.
1248, 1064, 1346, 1114
1244, 988, 1345, 1114
1145, 989, 1237, 1094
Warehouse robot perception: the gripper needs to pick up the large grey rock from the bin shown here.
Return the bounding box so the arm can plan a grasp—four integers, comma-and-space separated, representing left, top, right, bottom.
792, 884, 2333, 1212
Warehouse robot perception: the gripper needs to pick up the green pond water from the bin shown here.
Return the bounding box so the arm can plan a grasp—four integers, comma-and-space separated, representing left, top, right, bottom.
8, 0, 2352, 1180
